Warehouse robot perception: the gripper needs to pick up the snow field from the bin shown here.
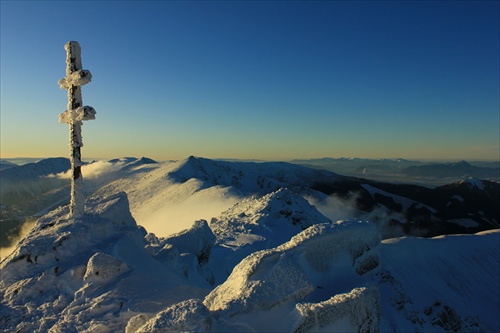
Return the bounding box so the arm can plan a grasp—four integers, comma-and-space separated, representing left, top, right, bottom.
1, 156, 498, 332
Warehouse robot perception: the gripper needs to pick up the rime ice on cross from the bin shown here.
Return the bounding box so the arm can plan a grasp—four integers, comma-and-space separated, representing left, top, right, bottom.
58, 41, 96, 217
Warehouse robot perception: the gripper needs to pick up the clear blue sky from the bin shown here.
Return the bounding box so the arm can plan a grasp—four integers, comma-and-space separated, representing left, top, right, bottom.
1, 1, 499, 161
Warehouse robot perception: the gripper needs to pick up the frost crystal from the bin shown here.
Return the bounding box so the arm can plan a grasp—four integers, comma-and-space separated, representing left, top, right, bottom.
57, 41, 96, 217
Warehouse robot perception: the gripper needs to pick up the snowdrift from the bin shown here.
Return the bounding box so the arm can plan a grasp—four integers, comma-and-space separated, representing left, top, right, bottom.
377, 230, 500, 332
203, 220, 380, 332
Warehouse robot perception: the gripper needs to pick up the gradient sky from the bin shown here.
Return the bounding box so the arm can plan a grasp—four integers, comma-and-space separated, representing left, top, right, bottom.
1, 1, 499, 161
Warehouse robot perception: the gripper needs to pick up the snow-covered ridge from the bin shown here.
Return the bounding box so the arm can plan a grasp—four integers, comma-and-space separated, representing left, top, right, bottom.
3, 155, 498, 243
0, 157, 70, 205
168, 156, 342, 192
0, 185, 498, 332
461, 176, 485, 190
1, 155, 499, 331
361, 183, 437, 213
0, 191, 223, 332
207, 188, 331, 285
204, 220, 380, 317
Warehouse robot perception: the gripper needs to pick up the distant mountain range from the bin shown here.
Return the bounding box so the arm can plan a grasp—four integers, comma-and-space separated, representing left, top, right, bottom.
290, 157, 500, 185
402, 160, 499, 178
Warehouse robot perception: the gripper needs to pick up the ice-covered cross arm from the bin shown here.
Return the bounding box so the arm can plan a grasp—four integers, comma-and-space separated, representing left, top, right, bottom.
58, 41, 96, 217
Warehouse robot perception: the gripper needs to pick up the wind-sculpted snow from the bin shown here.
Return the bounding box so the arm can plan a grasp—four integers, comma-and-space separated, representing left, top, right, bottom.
204, 220, 381, 320
212, 188, 331, 243
83, 252, 129, 283
0, 192, 138, 285
146, 219, 217, 286
291, 287, 380, 333
152, 219, 216, 265
377, 230, 500, 332
0, 192, 201, 332
208, 188, 331, 284
134, 299, 212, 333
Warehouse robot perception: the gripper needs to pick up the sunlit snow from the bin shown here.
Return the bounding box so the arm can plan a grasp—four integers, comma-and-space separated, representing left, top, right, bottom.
0, 157, 498, 332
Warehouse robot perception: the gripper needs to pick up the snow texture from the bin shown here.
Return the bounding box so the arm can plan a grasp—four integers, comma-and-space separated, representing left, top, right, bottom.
378, 230, 500, 332
153, 219, 216, 266
204, 220, 381, 318
361, 183, 437, 214
58, 69, 92, 89
83, 252, 128, 283
0, 192, 192, 332
1, 157, 499, 333
208, 188, 331, 284
135, 299, 212, 333
58, 106, 96, 124
291, 287, 380, 333
462, 177, 485, 190
146, 219, 217, 286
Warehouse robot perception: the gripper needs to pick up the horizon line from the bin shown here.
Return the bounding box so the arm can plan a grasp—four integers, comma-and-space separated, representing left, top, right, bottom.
1, 155, 499, 164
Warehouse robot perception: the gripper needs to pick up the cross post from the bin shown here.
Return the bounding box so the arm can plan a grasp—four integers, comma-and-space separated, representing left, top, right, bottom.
58, 41, 96, 217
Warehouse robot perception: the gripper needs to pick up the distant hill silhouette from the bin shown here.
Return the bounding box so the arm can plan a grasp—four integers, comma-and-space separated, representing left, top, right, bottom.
402, 160, 499, 178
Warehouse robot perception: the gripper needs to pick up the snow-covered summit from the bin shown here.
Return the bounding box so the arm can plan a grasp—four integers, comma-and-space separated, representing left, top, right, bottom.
0, 192, 203, 332
90, 156, 344, 238
212, 188, 331, 247
0, 192, 139, 284
167, 156, 342, 194
460, 177, 485, 190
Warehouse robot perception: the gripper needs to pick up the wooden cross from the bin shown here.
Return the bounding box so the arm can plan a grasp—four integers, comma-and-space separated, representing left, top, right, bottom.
58, 41, 96, 217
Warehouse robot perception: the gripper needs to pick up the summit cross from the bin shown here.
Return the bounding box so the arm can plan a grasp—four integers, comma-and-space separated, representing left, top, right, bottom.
58, 41, 96, 217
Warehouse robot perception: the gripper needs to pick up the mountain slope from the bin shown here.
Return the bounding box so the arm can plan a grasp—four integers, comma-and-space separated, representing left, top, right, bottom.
0, 193, 208, 332
0, 160, 18, 171
208, 188, 331, 284
0, 185, 498, 332
378, 230, 500, 332
0, 158, 70, 212
91, 156, 344, 236
2, 156, 499, 249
